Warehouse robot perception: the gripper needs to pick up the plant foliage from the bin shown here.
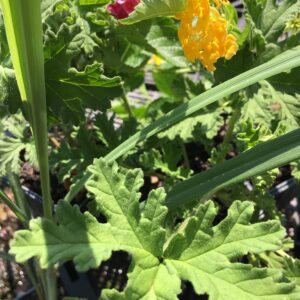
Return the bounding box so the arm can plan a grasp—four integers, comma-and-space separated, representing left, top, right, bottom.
1, 0, 300, 299
10, 160, 300, 299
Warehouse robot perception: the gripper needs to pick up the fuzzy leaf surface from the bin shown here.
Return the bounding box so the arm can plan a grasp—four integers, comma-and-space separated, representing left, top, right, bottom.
10, 200, 116, 272
164, 201, 297, 300
0, 114, 37, 175
244, 0, 300, 44
1, 1, 122, 123
240, 81, 300, 134
284, 258, 300, 287
10, 160, 299, 299
44, 20, 122, 123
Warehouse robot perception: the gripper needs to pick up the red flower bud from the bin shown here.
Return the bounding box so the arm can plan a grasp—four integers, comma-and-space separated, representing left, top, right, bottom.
108, 0, 140, 19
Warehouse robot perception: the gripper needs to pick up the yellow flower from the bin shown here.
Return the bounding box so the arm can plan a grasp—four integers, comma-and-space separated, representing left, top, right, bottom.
147, 55, 164, 66
177, 0, 238, 71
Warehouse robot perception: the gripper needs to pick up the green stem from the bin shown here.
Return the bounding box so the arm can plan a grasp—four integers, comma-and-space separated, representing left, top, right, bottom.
0, 2, 56, 299
216, 107, 241, 164
24, 262, 44, 300
224, 108, 241, 146
121, 87, 135, 118
0, 189, 27, 223
44, 269, 57, 300
0, 0, 53, 220
179, 140, 190, 169
7, 171, 31, 220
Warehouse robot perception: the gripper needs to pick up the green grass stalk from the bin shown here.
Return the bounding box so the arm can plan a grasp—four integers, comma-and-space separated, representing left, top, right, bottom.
0, 1, 56, 299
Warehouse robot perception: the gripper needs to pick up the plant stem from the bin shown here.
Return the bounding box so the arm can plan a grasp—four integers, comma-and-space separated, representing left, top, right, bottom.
121, 87, 135, 118
0, 0, 53, 220
0, 1, 56, 299
215, 107, 241, 164
24, 262, 44, 300
44, 269, 57, 300
179, 140, 191, 169
7, 171, 31, 220
224, 108, 241, 146
0, 189, 27, 223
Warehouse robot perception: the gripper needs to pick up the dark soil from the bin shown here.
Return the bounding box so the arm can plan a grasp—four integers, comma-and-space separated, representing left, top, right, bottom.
0, 189, 31, 300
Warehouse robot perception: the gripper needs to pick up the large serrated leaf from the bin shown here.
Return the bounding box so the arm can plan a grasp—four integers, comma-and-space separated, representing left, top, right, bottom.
165, 201, 296, 300
10, 161, 300, 299
10, 200, 116, 272
241, 81, 300, 132
44, 22, 122, 123
244, 0, 300, 43
284, 258, 300, 287
0, 114, 37, 175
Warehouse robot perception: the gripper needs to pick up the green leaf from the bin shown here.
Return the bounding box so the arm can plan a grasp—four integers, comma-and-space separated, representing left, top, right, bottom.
0, 13, 22, 115
158, 105, 228, 142
164, 201, 297, 300
145, 18, 188, 68
79, 0, 105, 5
214, 46, 255, 83
50, 125, 104, 184
165, 201, 284, 259
268, 67, 300, 94
153, 72, 186, 100
64, 46, 300, 202
0, 114, 37, 175
104, 46, 300, 163
86, 160, 168, 258
121, 0, 186, 25
10, 200, 116, 272
11, 160, 180, 299
284, 258, 300, 287
102, 263, 181, 300
244, 0, 300, 44
44, 22, 122, 123
0, 65, 21, 115
93, 113, 120, 150
140, 148, 191, 180
166, 129, 300, 209
240, 81, 300, 134
11, 161, 299, 299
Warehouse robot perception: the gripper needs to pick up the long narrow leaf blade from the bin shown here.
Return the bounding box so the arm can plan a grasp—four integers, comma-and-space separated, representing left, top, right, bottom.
106, 47, 300, 162
166, 129, 300, 209
0, 0, 53, 218
64, 46, 300, 202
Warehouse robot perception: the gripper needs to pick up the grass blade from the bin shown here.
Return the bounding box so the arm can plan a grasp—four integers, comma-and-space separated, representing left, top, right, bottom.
166, 129, 300, 208
64, 46, 300, 202
1, 2, 56, 299
0, 0, 52, 219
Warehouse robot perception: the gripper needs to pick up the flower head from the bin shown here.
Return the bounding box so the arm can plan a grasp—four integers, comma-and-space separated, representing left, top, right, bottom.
177, 0, 238, 71
108, 0, 140, 19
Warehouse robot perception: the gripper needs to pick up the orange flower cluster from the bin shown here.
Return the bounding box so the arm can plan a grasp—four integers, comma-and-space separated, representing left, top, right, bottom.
176, 0, 238, 71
